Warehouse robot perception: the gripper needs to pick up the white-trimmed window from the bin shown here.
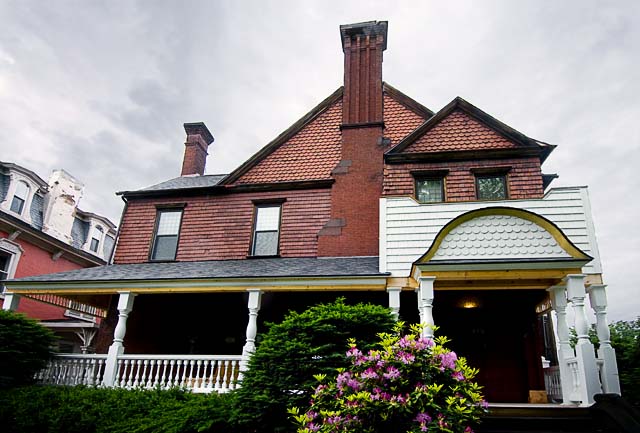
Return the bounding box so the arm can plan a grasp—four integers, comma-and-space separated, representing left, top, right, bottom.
150, 209, 183, 261
0, 240, 23, 292
10, 181, 29, 215
89, 226, 104, 253
251, 204, 282, 256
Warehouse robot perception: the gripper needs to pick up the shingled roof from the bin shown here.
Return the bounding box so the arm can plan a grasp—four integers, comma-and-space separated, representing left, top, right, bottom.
8, 256, 385, 284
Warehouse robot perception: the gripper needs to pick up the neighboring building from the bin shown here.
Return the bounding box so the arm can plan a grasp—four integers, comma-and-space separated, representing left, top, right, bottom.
4, 22, 619, 404
0, 161, 116, 352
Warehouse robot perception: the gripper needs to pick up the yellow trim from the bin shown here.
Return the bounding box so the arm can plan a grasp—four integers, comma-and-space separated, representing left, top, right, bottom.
415, 207, 592, 264
9, 283, 387, 296
426, 268, 582, 281
385, 277, 419, 289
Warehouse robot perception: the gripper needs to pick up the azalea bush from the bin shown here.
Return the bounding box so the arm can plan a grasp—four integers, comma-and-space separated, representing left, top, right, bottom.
290, 323, 487, 433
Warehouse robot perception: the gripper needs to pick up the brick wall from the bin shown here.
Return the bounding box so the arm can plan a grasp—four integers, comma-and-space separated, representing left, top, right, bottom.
383, 157, 544, 201
114, 188, 332, 264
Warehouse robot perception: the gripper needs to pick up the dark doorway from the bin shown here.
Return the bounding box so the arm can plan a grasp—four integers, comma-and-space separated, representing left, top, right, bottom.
433, 290, 547, 403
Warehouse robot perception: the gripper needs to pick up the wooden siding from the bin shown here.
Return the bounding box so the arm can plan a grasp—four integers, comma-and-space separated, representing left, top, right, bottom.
114, 189, 332, 264
380, 187, 602, 276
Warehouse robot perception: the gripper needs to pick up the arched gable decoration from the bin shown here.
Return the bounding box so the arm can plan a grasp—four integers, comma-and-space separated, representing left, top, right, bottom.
415, 207, 592, 265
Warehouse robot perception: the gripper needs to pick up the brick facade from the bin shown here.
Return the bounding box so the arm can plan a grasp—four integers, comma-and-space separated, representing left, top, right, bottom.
114, 188, 332, 264
383, 157, 544, 201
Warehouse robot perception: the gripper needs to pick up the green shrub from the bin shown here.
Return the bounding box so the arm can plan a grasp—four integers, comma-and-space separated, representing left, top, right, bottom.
0, 385, 235, 433
610, 318, 640, 407
290, 323, 486, 433
232, 298, 396, 433
0, 309, 55, 387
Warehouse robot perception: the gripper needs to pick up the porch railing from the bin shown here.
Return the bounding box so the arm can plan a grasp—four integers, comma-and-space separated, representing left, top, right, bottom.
543, 365, 562, 402
38, 354, 242, 393
37, 354, 108, 386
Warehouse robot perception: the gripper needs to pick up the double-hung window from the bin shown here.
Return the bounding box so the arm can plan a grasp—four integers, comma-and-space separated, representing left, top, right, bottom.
251, 204, 282, 256
10, 181, 29, 215
89, 226, 103, 253
151, 209, 183, 261
413, 170, 448, 203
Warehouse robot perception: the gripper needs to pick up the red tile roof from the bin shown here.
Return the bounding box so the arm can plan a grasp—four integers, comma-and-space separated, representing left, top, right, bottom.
234, 91, 430, 184
402, 109, 516, 153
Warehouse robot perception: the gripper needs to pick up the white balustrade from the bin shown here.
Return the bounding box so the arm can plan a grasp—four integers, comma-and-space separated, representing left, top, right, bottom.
566, 357, 581, 403
38, 354, 242, 393
37, 354, 107, 386
113, 354, 242, 393
543, 366, 562, 402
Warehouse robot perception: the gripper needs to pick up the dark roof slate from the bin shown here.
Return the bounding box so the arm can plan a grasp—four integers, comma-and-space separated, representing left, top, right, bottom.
10, 256, 384, 283
136, 174, 228, 192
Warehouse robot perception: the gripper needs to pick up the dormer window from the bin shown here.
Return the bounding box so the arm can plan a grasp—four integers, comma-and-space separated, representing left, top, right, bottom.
412, 170, 448, 203
10, 181, 29, 215
476, 174, 508, 200
89, 226, 103, 253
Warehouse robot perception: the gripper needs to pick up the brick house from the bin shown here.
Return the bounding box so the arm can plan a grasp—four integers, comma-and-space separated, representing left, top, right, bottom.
0, 162, 116, 352
4, 21, 619, 404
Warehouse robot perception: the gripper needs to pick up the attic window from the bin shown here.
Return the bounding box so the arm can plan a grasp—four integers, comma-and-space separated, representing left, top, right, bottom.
10, 181, 29, 215
251, 205, 282, 257
412, 170, 448, 203
476, 175, 507, 200
89, 226, 103, 253
151, 210, 183, 261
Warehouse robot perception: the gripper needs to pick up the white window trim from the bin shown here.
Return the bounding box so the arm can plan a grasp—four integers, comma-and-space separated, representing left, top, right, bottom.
0, 239, 23, 296
0, 172, 40, 225
82, 219, 106, 259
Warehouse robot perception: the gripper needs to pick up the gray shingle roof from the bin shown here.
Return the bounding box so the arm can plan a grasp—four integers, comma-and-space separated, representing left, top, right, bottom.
10, 257, 384, 283
138, 174, 227, 192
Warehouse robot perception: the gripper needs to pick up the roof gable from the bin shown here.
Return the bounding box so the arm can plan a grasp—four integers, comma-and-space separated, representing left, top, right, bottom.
226, 84, 433, 186
387, 97, 555, 161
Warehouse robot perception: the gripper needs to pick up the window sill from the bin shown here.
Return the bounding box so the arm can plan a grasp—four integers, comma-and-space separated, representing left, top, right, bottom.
247, 254, 281, 259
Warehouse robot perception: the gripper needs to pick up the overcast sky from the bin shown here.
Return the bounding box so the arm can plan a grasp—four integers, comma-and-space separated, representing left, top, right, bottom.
1, 1, 638, 320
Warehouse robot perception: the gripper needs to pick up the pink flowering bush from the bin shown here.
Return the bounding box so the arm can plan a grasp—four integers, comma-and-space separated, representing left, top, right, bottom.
290, 323, 487, 433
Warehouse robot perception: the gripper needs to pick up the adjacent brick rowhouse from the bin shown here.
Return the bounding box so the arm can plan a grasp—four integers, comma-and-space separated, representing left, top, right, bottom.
318, 21, 388, 257
180, 122, 214, 176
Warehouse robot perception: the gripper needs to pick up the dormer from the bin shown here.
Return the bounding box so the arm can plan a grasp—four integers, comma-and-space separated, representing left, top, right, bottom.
0, 163, 48, 226
76, 211, 117, 260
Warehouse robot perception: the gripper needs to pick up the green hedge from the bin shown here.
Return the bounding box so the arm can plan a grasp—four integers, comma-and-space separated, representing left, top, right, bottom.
0, 385, 234, 433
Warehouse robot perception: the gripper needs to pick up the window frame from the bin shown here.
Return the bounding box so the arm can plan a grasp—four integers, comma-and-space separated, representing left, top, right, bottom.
474, 173, 509, 201
10, 181, 29, 214
411, 170, 448, 204
249, 200, 285, 258
0, 240, 23, 293
149, 206, 185, 262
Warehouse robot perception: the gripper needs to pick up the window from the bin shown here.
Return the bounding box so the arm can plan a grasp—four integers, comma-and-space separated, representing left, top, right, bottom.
416, 178, 444, 203
89, 226, 103, 253
0, 251, 10, 282
151, 209, 183, 260
10, 181, 29, 214
476, 175, 507, 200
251, 205, 281, 256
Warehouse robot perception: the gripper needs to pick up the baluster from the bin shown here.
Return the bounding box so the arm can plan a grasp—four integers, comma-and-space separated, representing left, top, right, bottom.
180, 360, 188, 388
219, 361, 227, 389
144, 360, 155, 388
186, 360, 195, 389
153, 359, 162, 388
205, 360, 214, 389
195, 360, 203, 389
159, 360, 169, 388
167, 360, 176, 388
132, 359, 141, 387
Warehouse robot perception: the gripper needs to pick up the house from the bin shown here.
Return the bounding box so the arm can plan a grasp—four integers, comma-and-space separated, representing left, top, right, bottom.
3, 21, 619, 404
0, 161, 116, 352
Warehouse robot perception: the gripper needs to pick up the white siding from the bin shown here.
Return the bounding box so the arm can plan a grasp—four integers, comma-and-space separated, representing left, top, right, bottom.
380, 187, 602, 276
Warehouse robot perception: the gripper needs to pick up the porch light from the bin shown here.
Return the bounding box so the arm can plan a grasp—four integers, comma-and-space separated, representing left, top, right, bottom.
458, 296, 481, 309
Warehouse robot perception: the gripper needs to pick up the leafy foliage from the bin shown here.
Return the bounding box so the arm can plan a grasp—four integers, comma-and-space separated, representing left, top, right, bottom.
0, 385, 234, 433
0, 309, 55, 388
231, 298, 396, 433
610, 318, 640, 407
290, 323, 486, 433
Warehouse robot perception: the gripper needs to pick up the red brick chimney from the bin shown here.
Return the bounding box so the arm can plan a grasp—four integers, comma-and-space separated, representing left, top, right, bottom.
180, 122, 214, 176
318, 21, 388, 257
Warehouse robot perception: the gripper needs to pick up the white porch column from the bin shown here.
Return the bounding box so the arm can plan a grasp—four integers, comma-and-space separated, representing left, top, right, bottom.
1, 292, 21, 311
240, 289, 263, 372
566, 274, 600, 405
417, 277, 435, 338
548, 285, 574, 404
102, 291, 136, 387
387, 286, 402, 320
588, 284, 621, 394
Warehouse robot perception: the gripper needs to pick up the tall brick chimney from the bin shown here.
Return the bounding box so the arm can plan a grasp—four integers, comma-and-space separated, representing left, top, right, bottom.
341, 21, 387, 125
181, 122, 214, 176
318, 21, 388, 257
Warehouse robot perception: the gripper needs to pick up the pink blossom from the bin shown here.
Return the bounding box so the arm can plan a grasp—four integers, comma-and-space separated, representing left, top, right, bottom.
383, 366, 401, 380
360, 367, 379, 379
439, 351, 458, 370
346, 347, 362, 358
397, 351, 415, 364
452, 370, 465, 381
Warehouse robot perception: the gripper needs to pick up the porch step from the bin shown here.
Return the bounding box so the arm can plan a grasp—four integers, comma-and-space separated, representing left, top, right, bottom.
478, 404, 610, 433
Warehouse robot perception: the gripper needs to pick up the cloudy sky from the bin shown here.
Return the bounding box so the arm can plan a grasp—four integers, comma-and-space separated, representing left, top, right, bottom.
1, 1, 638, 320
